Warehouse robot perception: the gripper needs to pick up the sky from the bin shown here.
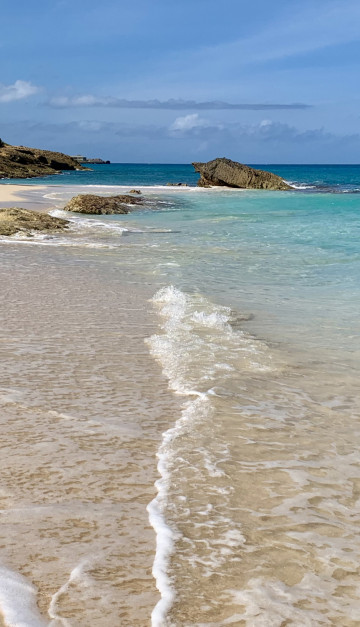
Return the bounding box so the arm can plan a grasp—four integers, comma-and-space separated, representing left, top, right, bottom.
1, 0, 360, 163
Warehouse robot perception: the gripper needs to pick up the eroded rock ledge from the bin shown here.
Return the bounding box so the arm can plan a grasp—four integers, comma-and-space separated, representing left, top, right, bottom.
63, 193, 144, 215
0, 143, 88, 179
0, 208, 69, 236
192, 157, 291, 190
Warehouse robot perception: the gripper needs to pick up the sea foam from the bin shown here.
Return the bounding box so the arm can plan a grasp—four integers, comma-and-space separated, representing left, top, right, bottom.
0, 565, 46, 627
145, 285, 272, 625
146, 286, 219, 625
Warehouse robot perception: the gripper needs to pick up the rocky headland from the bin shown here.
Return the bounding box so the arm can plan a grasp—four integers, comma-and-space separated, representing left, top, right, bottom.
192, 158, 291, 190
0, 208, 69, 236
63, 193, 144, 215
0, 141, 88, 179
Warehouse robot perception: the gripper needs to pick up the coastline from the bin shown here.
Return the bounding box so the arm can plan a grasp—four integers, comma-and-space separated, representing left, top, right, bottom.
0, 225, 181, 625
2, 174, 360, 624
0, 184, 50, 211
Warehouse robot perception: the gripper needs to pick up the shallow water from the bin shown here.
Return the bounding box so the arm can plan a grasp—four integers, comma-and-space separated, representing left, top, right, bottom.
1, 181, 360, 625
0, 243, 180, 626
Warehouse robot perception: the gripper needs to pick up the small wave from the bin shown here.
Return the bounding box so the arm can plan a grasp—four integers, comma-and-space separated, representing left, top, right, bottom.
62, 184, 199, 192
288, 183, 317, 190
146, 286, 275, 625
286, 182, 360, 194
0, 564, 46, 626
0, 233, 118, 249
48, 559, 93, 627
49, 209, 132, 234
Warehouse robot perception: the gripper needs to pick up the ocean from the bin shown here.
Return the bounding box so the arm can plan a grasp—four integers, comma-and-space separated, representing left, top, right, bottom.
1, 164, 360, 626
3, 162, 360, 192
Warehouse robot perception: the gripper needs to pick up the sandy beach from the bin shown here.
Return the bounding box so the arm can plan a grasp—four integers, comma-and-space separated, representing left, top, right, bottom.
0, 202, 180, 625
0, 184, 49, 210
2, 176, 360, 626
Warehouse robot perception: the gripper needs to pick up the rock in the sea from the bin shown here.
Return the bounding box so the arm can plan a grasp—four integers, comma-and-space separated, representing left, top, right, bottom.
0, 208, 69, 236
192, 157, 291, 190
128, 189, 141, 194
63, 194, 143, 215
0, 142, 88, 179
166, 182, 189, 187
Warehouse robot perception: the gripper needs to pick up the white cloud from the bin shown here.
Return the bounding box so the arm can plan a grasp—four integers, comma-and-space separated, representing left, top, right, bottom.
167, 115, 359, 147
0, 80, 39, 103
169, 113, 224, 137
170, 113, 209, 132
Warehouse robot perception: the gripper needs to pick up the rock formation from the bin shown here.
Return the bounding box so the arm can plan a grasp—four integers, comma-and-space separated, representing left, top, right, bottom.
0, 142, 88, 179
0, 208, 69, 236
192, 158, 291, 190
63, 194, 144, 215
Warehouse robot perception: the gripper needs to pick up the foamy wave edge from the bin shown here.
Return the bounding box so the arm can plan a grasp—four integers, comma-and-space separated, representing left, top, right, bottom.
145, 285, 271, 625
146, 286, 223, 625
147, 393, 210, 626
49, 209, 131, 234
0, 565, 47, 626
145, 285, 276, 624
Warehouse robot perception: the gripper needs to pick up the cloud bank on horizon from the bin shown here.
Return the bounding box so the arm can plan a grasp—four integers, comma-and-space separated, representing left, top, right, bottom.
1, 0, 360, 162
47, 96, 310, 111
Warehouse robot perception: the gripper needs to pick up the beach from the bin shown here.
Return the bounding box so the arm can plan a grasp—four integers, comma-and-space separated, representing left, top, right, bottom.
0, 185, 32, 203
0, 185, 49, 211
1, 173, 360, 625
0, 184, 181, 625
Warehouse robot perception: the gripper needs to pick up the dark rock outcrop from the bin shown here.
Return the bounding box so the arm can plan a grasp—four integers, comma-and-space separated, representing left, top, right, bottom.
166, 182, 189, 187
192, 158, 291, 190
0, 208, 69, 236
0, 143, 88, 179
63, 194, 144, 215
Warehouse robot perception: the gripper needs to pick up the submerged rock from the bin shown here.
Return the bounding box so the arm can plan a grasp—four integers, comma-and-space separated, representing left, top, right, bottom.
0, 142, 88, 179
63, 193, 144, 215
0, 208, 69, 236
166, 182, 189, 187
192, 157, 291, 190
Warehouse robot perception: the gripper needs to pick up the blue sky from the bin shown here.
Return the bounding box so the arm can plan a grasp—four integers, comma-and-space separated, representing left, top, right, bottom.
1, 0, 360, 162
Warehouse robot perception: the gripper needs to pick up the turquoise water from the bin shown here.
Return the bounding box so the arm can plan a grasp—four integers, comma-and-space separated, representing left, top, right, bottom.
3, 168, 360, 624
2, 162, 360, 192
51, 185, 359, 365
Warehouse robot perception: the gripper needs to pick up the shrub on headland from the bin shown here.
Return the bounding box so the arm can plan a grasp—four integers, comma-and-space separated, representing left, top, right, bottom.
0, 138, 5, 148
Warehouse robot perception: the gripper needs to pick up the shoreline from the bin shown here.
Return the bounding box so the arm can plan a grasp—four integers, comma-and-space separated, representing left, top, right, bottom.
0, 184, 51, 212
2, 173, 360, 624
0, 236, 178, 625
0, 184, 45, 202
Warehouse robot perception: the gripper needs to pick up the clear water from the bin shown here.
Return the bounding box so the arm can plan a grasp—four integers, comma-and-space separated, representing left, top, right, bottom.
1, 167, 360, 625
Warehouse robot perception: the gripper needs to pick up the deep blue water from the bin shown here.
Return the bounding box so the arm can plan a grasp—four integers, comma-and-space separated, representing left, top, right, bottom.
2, 162, 360, 192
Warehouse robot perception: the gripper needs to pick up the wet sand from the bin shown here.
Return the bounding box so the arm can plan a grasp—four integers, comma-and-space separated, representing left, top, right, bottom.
0, 216, 180, 624
3, 183, 360, 626
0, 184, 49, 209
